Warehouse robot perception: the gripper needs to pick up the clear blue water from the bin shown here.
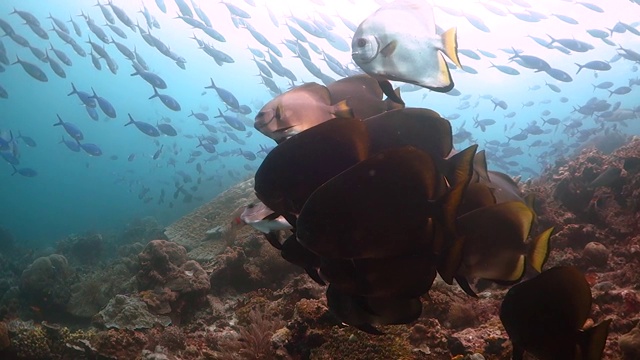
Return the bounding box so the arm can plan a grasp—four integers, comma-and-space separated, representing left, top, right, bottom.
0, 0, 638, 245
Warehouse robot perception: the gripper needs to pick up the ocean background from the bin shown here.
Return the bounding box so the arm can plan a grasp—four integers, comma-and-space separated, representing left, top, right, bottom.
0, 0, 638, 246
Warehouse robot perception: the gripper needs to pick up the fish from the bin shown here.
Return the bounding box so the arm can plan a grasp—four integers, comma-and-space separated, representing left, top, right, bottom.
89, 88, 117, 118
68, 83, 97, 108
351, 0, 461, 95
500, 266, 611, 360
53, 114, 83, 141
254, 82, 353, 142
240, 201, 293, 234
12, 56, 47, 82
157, 123, 177, 136
131, 64, 167, 89
149, 87, 181, 111
204, 78, 239, 109
588, 167, 622, 188
125, 113, 160, 137
17, 132, 36, 147
575, 60, 611, 74
326, 74, 404, 120
216, 109, 245, 131
59, 136, 80, 152
78, 142, 102, 156
189, 111, 209, 122
11, 165, 37, 177
44, 51, 66, 78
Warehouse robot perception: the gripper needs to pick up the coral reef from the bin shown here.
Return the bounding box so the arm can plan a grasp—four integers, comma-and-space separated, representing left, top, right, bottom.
19, 254, 73, 311
120, 217, 168, 245
137, 240, 210, 324
93, 294, 171, 330
4, 138, 640, 359
56, 232, 105, 266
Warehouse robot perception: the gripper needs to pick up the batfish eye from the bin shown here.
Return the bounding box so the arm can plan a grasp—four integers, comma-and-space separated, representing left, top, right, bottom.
352, 35, 379, 63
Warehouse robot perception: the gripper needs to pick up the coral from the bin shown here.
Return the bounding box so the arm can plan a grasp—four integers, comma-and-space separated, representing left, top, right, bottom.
8, 324, 50, 359
136, 240, 210, 325
93, 294, 171, 330
120, 217, 168, 245
582, 242, 610, 268
93, 328, 148, 359
67, 261, 138, 318
619, 321, 640, 359
157, 326, 187, 352
19, 254, 73, 310
56, 232, 104, 266
217, 307, 286, 360
138, 240, 189, 289
0, 321, 9, 350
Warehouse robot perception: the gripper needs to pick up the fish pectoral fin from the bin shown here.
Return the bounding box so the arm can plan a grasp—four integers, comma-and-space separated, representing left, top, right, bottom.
579, 319, 611, 360
455, 275, 478, 297
441, 27, 462, 68
527, 227, 553, 273
332, 99, 355, 119
379, 40, 397, 58
378, 79, 405, 105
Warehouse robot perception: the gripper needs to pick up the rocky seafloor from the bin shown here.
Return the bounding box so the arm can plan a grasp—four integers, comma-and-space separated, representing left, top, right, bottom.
0, 137, 640, 360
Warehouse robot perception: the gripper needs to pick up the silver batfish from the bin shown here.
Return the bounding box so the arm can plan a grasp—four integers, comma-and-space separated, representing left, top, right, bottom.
351, 0, 462, 93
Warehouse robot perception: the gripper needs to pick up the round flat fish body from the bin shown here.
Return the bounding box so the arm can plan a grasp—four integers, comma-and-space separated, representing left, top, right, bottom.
364, 108, 453, 159
254, 117, 370, 217
297, 146, 444, 259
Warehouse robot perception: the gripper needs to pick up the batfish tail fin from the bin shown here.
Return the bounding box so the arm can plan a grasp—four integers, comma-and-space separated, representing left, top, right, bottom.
528, 227, 553, 273
441, 27, 461, 68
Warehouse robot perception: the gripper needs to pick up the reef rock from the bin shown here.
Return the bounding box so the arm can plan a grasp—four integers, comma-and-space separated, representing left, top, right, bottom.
619, 321, 640, 359
93, 294, 171, 330
19, 254, 73, 309
136, 240, 210, 323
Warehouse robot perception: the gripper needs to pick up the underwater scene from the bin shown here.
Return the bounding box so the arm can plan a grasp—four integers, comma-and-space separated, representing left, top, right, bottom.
0, 0, 639, 358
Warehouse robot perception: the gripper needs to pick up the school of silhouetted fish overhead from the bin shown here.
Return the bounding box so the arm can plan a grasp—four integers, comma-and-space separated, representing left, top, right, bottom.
0, 0, 639, 357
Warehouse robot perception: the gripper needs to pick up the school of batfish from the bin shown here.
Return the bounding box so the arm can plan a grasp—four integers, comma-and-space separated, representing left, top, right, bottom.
245, 1, 612, 359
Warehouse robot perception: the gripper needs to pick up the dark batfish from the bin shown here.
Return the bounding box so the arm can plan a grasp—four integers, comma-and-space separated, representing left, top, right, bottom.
500, 266, 611, 360
255, 117, 370, 218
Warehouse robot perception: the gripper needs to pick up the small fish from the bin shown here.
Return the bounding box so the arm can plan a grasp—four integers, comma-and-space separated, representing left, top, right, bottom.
12, 56, 47, 82
149, 87, 181, 111
204, 78, 240, 109
17, 132, 36, 147
189, 110, 209, 122
11, 165, 37, 177
125, 113, 160, 137
351, 0, 462, 94
53, 114, 83, 141
575, 60, 611, 74
240, 201, 293, 234
89, 88, 116, 118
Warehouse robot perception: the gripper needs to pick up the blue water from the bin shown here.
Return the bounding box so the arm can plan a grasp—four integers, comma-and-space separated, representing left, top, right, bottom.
0, 0, 638, 245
